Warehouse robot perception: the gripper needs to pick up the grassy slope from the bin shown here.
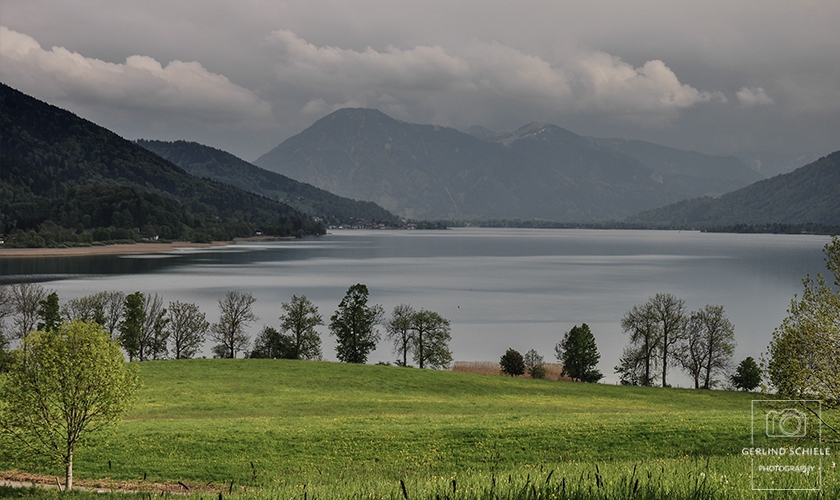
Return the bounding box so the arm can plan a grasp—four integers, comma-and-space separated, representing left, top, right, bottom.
3, 359, 835, 498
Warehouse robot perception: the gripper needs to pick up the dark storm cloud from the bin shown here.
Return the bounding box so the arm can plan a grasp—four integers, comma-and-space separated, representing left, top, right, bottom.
1, 0, 837, 160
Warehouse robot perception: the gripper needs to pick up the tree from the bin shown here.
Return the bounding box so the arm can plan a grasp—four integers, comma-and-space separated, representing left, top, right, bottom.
618, 303, 661, 386
138, 293, 166, 361
618, 294, 686, 387
385, 304, 415, 366
677, 305, 735, 389
37, 291, 62, 332
119, 292, 145, 361
11, 282, 47, 340
767, 236, 840, 404
277, 295, 323, 360
411, 309, 453, 369
62, 291, 108, 326
329, 284, 383, 364
0, 286, 12, 371
250, 326, 293, 358
166, 301, 209, 359
555, 323, 603, 383
210, 291, 257, 359
500, 348, 525, 377
648, 293, 687, 388
731, 356, 761, 392
523, 349, 547, 379
102, 291, 125, 339
0, 320, 139, 491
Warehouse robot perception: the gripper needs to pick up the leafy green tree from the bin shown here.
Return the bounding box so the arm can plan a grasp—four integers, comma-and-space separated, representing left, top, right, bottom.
0, 320, 139, 491
555, 324, 603, 383
523, 349, 547, 379
329, 284, 383, 364
210, 291, 257, 359
677, 305, 735, 389
731, 356, 761, 392
166, 301, 209, 359
385, 304, 416, 366
36, 292, 62, 332
119, 292, 145, 361
500, 348, 525, 377
411, 309, 453, 369
767, 236, 840, 405
277, 295, 323, 360
250, 326, 293, 358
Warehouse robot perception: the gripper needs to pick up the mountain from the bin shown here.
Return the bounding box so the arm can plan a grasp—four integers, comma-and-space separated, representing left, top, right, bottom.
255, 109, 682, 220
136, 140, 396, 224
0, 83, 323, 247
627, 151, 840, 227
589, 138, 763, 197
734, 150, 826, 178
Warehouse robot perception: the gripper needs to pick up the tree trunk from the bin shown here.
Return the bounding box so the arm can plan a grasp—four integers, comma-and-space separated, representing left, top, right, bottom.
65, 449, 73, 491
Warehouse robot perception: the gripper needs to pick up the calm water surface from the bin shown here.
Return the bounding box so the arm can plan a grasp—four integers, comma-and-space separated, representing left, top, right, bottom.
0, 228, 830, 385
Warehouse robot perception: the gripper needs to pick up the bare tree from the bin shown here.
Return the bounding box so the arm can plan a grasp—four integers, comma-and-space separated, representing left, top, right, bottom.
385, 304, 415, 366
210, 291, 257, 358
0, 285, 14, 338
138, 293, 166, 361
648, 293, 687, 387
411, 309, 452, 369
618, 303, 661, 386
102, 291, 125, 339
62, 291, 108, 324
167, 301, 209, 359
678, 305, 735, 389
11, 283, 48, 340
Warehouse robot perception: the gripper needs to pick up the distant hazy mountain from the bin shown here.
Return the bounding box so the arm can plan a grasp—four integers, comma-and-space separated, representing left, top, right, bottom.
734, 150, 826, 178
137, 139, 396, 223
590, 138, 763, 197
0, 83, 323, 245
255, 108, 773, 221
255, 108, 686, 220
627, 151, 840, 227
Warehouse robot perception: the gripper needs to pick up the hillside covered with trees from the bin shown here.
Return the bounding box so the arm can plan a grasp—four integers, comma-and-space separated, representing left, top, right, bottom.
0, 84, 324, 247
136, 139, 397, 225
627, 151, 840, 230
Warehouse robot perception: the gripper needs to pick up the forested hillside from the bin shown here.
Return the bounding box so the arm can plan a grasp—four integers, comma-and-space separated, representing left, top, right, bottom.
0, 84, 324, 247
136, 139, 396, 225
627, 151, 840, 229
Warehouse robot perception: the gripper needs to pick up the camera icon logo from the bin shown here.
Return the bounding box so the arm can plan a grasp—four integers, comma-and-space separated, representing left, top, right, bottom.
766, 408, 807, 438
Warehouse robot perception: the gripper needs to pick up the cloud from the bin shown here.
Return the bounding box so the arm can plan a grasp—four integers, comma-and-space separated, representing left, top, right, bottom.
736, 86, 774, 107
0, 26, 272, 124
266, 29, 723, 127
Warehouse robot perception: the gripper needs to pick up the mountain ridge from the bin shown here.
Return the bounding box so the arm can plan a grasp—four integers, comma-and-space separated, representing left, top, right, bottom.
255, 108, 764, 221
0, 83, 323, 246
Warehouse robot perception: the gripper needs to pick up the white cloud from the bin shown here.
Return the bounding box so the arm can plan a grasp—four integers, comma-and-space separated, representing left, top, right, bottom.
736, 86, 774, 107
0, 26, 272, 124
267, 29, 723, 125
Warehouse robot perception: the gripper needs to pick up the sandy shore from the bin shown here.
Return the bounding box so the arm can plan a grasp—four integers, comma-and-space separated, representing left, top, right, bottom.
0, 241, 233, 258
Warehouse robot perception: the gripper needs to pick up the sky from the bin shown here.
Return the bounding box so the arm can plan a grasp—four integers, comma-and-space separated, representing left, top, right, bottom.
1, 0, 839, 162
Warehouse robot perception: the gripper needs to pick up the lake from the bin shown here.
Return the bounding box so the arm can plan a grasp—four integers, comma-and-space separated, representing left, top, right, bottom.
0, 228, 830, 386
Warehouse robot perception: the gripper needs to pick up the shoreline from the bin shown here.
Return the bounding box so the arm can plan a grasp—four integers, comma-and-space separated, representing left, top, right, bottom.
0, 240, 235, 259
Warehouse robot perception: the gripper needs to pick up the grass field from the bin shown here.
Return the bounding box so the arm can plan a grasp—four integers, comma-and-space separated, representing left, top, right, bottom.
1, 359, 837, 499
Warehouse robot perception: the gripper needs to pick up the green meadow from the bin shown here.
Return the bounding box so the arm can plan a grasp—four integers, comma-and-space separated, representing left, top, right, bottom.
2, 359, 837, 499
